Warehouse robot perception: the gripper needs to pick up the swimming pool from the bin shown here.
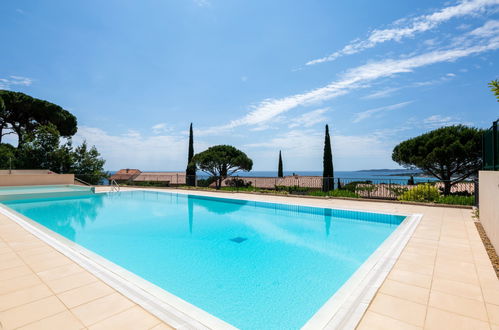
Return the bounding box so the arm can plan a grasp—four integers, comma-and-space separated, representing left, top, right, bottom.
2, 190, 410, 329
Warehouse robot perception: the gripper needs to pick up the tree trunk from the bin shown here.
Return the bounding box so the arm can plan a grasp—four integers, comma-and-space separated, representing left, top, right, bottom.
443, 180, 452, 196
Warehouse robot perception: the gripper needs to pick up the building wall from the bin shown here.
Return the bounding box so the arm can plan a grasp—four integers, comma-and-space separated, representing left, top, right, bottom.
479, 171, 499, 251
0, 173, 75, 186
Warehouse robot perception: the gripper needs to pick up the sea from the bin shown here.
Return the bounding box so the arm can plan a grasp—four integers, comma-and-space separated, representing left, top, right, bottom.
104, 169, 433, 185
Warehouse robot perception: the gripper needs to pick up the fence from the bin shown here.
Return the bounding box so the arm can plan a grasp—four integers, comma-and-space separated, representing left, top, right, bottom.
105, 173, 476, 204
483, 119, 499, 171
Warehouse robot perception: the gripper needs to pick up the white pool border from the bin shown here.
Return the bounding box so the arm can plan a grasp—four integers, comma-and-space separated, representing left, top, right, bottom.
0, 189, 421, 330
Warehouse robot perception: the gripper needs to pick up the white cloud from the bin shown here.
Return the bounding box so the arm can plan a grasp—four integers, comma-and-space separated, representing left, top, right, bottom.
0, 76, 33, 89
202, 23, 498, 134
422, 115, 468, 128
151, 123, 171, 134
288, 108, 329, 128
306, 0, 499, 65
353, 101, 413, 123
363, 87, 402, 99
74, 126, 208, 170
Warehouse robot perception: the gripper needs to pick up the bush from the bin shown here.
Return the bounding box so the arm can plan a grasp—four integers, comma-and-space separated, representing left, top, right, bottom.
398, 184, 440, 202
275, 185, 310, 194
225, 178, 252, 188
197, 176, 216, 187
309, 190, 360, 198
436, 195, 475, 206
343, 181, 372, 192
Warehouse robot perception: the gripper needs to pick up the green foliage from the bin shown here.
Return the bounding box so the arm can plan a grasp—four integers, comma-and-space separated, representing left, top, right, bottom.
342, 181, 372, 192
186, 123, 196, 186
225, 178, 252, 188
72, 141, 107, 185
309, 189, 359, 198
278, 150, 283, 178
0, 90, 77, 146
0, 124, 106, 185
191, 145, 253, 189
489, 79, 499, 102
436, 195, 475, 206
398, 184, 441, 202
0, 143, 15, 169
322, 125, 334, 191
196, 176, 216, 187
392, 125, 483, 195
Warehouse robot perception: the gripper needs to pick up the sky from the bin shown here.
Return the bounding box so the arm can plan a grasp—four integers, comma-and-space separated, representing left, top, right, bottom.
1, 0, 499, 171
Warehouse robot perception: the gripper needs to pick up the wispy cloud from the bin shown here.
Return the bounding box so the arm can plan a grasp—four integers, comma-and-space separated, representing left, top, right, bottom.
151, 123, 172, 134
363, 87, 402, 99
422, 114, 472, 128
202, 22, 499, 134
288, 108, 329, 128
353, 101, 413, 123
0, 76, 33, 89
306, 0, 499, 66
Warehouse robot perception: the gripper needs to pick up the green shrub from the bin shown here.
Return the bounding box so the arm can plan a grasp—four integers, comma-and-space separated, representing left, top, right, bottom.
309, 190, 359, 198
225, 178, 252, 188
197, 176, 216, 187
398, 184, 440, 202
436, 195, 475, 206
343, 181, 372, 192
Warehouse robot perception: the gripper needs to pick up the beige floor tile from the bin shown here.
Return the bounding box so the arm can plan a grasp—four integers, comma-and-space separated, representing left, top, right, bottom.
150, 323, 175, 330
58, 281, 115, 309
26, 254, 73, 273
482, 284, 499, 305
486, 303, 499, 325
88, 306, 161, 330
17, 310, 85, 330
0, 273, 42, 295
0, 283, 53, 312
0, 264, 32, 281
36, 263, 84, 282
0, 295, 66, 329
357, 311, 422, 330
425, 307, 490, 330
428, 290, 488, 321
379, 279, 430, 305
387, 269, 432, 289
433, 261, 479, 285
431, 277, 484, 301
16, 245, 55, 258
45, 271, 97, 294
71, 292, 135, 326
369, 293, 426, 327
393, 260, 434, 276
0, 254, 25, 271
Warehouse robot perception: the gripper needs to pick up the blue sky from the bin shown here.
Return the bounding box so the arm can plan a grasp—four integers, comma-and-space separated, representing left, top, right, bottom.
1, 0, 498, 171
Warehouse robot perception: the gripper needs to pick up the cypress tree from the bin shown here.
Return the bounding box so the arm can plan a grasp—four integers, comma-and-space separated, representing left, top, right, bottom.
322, 124, 334, 192
278, 150, 283, 178
186, 123, 196, 186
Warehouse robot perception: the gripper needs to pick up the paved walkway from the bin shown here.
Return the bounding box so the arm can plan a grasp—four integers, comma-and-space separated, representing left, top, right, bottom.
0, 188, 497, 329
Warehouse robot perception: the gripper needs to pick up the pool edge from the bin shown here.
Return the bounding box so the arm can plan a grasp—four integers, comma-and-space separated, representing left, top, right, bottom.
302, 213, 422, 330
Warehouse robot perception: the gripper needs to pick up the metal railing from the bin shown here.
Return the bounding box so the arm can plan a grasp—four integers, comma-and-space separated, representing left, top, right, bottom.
105, 174, 476, 205
110, 179, 120, 192
483, 119, 499, 171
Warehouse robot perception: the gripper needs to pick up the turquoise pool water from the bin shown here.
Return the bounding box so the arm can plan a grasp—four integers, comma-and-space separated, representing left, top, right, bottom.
4, 191, 405, 329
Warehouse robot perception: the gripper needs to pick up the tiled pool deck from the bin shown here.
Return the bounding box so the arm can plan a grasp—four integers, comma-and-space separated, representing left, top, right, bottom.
0, 187, 497, 329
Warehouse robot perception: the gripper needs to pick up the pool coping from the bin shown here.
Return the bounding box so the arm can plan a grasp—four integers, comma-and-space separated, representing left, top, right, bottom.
0, 189, 421, 329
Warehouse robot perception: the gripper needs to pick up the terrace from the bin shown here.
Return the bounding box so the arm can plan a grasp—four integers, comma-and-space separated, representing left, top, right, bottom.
0, 187, 497, 329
